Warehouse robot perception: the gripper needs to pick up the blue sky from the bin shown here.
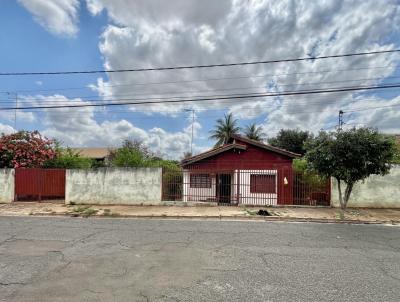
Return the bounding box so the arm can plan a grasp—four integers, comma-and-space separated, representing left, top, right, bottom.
0, 0, 399, 159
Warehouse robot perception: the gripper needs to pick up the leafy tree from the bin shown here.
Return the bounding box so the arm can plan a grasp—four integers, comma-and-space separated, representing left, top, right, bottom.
43, 148, 93, 169
0, 131, 56, 168
243, 124, 264, 141
209, 113, 240, 146
110, 139, 180, 170
390, 135, 400, 164
268, 129, 311, 155
110, 147, 147, 167
292, 158, 309, 172
305, 128, 396, 210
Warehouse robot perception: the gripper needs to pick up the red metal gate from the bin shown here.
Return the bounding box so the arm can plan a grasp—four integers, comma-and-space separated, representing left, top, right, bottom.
15, 168, 66, 201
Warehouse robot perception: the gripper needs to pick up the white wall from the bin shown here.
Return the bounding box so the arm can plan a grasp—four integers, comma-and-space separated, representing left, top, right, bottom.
183, 170, 216, 202
236, 170, 278, 206
0, 169, 14, 203
66, 168, 162, 205
331, 165, 400, 208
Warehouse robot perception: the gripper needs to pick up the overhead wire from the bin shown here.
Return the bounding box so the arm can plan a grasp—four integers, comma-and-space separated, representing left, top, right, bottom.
1, 49, 399, 76
1, 73, 399, 105
0, 64, 397, 94
1, 82, 400, 111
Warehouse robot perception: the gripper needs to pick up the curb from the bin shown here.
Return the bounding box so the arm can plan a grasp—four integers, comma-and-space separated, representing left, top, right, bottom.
22, 212, 400, 225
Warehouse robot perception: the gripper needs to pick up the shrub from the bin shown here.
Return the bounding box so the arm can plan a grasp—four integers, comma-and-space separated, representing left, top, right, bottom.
0, 130, 56, 168
43, 148, 93, 169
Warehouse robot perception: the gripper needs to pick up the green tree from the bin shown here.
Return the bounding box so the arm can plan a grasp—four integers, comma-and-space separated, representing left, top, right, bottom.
305, 128, 396, 210
268, 129, 311, 155
391, 136, 400, 164
243, 124, 264, 141
109, 139, 181, 170
110, 140, 150, 167
209, 113, 240, 146
43, 148, 93, 169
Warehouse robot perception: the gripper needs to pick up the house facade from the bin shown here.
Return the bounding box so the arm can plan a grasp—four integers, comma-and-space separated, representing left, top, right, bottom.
181, 135, 300, 206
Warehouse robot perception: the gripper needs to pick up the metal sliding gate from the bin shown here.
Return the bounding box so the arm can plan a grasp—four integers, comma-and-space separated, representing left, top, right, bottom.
14, 168, 66, 201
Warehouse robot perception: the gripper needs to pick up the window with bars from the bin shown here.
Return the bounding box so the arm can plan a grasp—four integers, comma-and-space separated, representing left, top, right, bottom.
190, 174, 211, 188
250, 174, 276, 193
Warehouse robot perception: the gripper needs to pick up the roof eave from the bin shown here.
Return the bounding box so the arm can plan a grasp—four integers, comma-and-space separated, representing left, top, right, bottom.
181, 144, 247, 166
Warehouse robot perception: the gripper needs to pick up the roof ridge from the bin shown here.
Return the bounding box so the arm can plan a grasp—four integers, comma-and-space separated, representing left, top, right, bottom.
181, 143, 247, 165
230, 134, 301, 157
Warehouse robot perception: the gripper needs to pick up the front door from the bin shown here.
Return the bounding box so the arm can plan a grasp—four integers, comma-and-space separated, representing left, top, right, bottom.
217, 174, 232, 204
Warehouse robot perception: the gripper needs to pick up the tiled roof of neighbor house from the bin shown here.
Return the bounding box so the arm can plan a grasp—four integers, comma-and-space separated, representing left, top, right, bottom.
71, 148, 114, 159
181, 134, 301, 166
181, 143, 247, 166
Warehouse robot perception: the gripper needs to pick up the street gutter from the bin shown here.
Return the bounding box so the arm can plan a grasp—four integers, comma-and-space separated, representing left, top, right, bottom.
22, 212, 400, 225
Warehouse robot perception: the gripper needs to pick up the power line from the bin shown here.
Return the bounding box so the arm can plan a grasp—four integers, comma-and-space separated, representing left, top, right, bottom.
2, 74, 399, 105
0, 96, 367, 117
1, 83, 400, 111
0, 76, 400, 104
1, 49, 399, 76
0, 64, 396, 94
0, 96, 376, 117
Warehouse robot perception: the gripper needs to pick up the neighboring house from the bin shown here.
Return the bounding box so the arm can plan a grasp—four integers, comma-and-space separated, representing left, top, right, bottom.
71, 148, 113, 164
181, 135, 300, 206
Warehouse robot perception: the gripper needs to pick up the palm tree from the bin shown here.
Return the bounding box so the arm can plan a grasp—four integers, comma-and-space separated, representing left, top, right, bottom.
209, 113, 240, 146
244, 123, 265, 141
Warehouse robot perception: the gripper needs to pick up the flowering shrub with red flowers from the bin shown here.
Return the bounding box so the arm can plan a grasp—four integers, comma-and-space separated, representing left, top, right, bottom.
0, 131, 56, 168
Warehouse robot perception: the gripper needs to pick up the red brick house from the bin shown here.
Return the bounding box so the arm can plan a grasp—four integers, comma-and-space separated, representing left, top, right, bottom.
181, 134, 300, 205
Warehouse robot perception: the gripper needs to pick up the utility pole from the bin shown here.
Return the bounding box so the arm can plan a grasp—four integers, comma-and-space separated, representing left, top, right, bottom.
338, 110, 344, 131
184, 109, 195, 155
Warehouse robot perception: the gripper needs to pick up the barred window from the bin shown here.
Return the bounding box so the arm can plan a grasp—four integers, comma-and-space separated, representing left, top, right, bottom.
250, 174, 276, 193
190, 174, 211, 188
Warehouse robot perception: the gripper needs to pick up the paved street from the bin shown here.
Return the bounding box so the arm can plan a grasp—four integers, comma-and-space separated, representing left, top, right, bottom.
0, 217, 399, 301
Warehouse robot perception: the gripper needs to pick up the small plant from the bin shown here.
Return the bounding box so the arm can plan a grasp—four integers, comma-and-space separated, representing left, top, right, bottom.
70, 205, 98, 217
72, 205, 90, 213
81, 208, 98, 218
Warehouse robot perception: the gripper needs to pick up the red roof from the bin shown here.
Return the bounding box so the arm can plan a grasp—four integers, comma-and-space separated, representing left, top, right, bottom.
181, 143, 247, 166
229, 134, 301, 158
181, 134, 300, 166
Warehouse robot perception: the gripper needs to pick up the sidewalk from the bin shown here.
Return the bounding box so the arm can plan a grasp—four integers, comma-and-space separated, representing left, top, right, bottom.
0, 202, 399, 224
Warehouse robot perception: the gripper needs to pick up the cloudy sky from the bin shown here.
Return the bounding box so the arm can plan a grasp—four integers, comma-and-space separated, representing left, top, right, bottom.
0, 0, 400, 159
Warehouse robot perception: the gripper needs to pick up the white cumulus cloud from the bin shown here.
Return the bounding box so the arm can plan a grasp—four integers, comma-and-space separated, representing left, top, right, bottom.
18, 0, 80, 36
87, 0, 400, 138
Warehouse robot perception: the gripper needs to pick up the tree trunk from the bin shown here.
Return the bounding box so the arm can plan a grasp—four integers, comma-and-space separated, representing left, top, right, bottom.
336, 178, 345, 210
343, 182, 354, 210
336, 179, 354, 210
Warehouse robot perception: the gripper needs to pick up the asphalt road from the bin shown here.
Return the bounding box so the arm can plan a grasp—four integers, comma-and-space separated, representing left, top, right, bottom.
0, 217, 399, 302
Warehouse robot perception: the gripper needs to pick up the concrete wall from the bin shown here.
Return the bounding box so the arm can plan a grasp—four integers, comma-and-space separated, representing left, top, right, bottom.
66, 168, 162, 205
331, 165, 400, 208
0, 169, 14, 203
